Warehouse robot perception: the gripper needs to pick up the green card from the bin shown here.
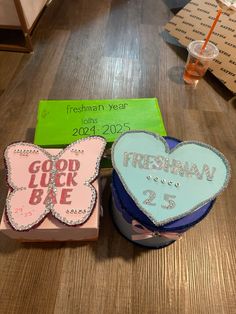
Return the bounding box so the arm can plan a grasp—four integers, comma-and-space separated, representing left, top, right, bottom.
34, 98, 167, 147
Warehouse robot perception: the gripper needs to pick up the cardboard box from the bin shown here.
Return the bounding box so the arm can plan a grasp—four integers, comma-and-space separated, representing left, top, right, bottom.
165, 0, 236, 93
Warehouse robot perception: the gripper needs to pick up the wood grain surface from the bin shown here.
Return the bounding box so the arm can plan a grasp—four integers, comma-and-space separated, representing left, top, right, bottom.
0, 1, 235, 313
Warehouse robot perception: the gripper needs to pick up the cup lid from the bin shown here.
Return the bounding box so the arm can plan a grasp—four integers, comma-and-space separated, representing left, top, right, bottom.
187, 40, 219, 60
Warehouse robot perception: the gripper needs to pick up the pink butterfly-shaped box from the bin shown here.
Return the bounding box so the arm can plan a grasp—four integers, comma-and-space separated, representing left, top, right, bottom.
0, 137, 106, 241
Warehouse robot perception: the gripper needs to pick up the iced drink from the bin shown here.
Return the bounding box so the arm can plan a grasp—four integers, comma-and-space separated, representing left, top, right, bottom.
183, 40, 219, 86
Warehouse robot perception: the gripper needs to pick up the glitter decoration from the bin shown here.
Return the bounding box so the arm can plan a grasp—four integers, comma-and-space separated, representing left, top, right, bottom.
111, 130, 231, 226
4, 137, 106, 231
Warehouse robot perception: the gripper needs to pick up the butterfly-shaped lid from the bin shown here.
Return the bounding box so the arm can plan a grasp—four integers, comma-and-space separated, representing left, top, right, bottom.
5, 137, 106, 231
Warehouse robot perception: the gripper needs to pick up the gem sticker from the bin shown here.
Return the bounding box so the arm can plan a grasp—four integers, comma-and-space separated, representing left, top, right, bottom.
111, 131, 230, 226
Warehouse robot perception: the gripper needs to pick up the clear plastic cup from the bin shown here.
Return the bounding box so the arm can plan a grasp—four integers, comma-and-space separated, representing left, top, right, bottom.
183, 40, 219, 86
216, 0, 236, 15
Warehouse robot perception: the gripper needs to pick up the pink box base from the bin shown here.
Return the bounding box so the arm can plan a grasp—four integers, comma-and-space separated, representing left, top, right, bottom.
0, 148, 100, 242
0, 179, 100, 242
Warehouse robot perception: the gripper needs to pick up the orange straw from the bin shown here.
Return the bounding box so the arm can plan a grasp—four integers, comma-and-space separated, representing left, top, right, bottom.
200, 7, 222, 53
191, 7, 222, 68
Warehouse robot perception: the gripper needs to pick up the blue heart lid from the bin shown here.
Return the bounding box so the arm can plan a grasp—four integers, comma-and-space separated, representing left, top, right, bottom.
112, 136, 215, 232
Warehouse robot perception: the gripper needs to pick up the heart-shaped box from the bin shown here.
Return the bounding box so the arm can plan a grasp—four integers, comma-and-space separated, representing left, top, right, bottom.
111, 132, 230, 248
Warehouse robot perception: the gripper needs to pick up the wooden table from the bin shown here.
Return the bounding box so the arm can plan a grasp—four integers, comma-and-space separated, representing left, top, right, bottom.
0, 1, 235, 313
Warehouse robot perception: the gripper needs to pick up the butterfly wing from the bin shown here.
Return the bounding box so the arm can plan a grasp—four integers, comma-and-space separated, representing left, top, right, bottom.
51, 137, 106, 225
5, 143, 51, 231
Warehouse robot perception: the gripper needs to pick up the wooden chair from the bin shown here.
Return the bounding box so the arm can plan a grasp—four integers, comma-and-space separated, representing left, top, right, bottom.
0, 0, 53, 52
